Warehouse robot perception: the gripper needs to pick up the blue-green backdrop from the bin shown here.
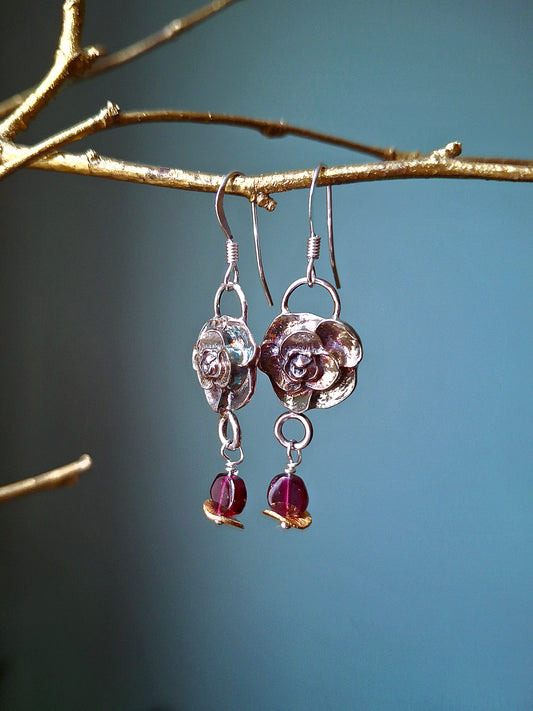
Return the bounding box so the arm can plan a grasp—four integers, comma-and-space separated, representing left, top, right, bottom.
1, 1, 532, 709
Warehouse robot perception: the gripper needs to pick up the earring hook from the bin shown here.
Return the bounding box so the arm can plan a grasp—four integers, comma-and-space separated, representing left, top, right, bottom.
251, 200, 274, 306
307, 165, 341, 289
215, 172, 273, 303
215, 171, 243, 285
215, 171, 243, 241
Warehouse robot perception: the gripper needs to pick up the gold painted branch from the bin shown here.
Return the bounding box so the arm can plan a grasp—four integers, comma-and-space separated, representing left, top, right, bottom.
82, 0, 242, 77
0, 454, 93, 503
0, 1, 531, 207
0, 0, 101, 140
0, 101, 120, 179
2, 140, 531, 212
0, 0, 242, 119
0, 0, 530, 507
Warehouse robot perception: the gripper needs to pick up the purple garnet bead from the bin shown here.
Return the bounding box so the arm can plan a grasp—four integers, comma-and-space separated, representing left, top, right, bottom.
267, 473, 309, 518
210, 473, 247, 517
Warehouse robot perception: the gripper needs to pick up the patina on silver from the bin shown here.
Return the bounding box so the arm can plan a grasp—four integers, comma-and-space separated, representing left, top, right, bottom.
192, 175, 259, 413
259, 167, 362, 414
195, 172, 260, 530
192, 301, 258, 412
259, 284, 362, 413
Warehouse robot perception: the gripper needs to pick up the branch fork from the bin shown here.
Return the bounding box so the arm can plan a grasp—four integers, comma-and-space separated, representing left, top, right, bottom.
0, 0, 531, 202
0, 0, 531, 499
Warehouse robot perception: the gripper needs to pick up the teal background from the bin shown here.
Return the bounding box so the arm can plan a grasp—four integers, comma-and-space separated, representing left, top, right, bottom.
1, 1, 532, 709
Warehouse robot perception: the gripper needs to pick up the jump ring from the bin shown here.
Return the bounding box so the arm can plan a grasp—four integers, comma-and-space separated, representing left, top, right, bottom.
274, 412, 313, 451
213, 281, 248, 321
218, 410, 241, 451
280, 276, 341, 319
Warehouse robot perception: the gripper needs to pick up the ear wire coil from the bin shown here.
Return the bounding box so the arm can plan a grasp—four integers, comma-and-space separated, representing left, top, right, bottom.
307, 234, 321, 261
226, 240, 239, 266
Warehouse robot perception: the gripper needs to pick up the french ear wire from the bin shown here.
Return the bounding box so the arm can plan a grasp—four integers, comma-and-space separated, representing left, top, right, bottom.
307, 164, 341, 289
251, 199, 274, 307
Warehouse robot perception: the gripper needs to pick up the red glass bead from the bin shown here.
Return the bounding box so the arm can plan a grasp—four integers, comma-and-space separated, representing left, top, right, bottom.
210, 473, 247, 516
267, 473, 309, 518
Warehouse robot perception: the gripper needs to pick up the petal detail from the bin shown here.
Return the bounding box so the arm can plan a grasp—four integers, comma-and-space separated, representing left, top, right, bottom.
276, 386, 313, 414
196, 328, 225, 353
307, 352, 341, 391
316, 320, 363, 368
280, 330, 323, 360
314, 368, 357, 409
205, 385, 223, 412
228, 369, 257, 410
216, 348, 232, 388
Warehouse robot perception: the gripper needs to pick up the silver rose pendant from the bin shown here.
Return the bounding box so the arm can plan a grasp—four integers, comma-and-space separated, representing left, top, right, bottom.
259, 277, 362, 413
193, 282, 259, 413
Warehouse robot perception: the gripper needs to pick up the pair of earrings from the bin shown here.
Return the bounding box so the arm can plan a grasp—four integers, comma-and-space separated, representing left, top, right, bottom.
192, 169, 363, 530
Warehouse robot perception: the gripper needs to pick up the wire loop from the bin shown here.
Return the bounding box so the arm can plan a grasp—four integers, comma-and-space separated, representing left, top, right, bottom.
218, 409, 242, 451
274, 412, 313, 451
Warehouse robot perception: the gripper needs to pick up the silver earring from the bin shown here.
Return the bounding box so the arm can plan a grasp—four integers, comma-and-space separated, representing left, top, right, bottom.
259, 165, 363, 529
192, 172, 259, 529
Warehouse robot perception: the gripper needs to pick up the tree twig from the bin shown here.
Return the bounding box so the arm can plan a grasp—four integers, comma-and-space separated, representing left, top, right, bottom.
0, 0, 242, 119
2, 140, 531, 211
0, 1, 531, 208
94, 110, 405, 161
84, 0, 242, 76
0, 89, 34, 121
0, 0, 101, 140
0, 454, 92, 503
0, 101, 120, 179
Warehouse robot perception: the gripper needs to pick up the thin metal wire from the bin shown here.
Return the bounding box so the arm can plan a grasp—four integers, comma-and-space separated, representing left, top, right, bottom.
213, 281, 248, 321
220, 444, 244, 467
307, 164, 341, 289
307, 233, 321, 261
306, 232, 321, 286
215, 171, 243, 286
225, 239, 239, 265
284, 442, 303, 474
326, 182, 341, 289
307, 165, 321, 285
223, 263, 239, 287
251, 200, 273, 306
280, 276, 341, 319
215, 171, 243, 241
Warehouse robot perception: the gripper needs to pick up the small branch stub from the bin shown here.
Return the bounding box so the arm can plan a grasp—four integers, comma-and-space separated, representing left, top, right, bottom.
430, 141, 463, 161
0, 1, 530, 197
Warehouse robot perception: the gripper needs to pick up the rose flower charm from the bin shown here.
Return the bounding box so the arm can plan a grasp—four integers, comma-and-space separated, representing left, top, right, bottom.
192, 297, 258, 414
259, 307, 362, 414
